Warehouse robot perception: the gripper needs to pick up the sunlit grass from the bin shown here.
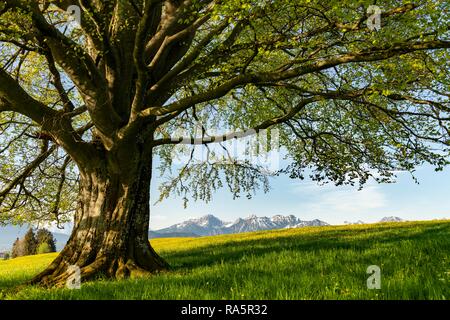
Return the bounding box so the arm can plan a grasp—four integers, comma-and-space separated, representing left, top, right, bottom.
0, 220, 449, 300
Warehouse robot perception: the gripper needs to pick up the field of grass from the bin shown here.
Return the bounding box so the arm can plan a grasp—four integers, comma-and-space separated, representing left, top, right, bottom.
0, 220, 449, 300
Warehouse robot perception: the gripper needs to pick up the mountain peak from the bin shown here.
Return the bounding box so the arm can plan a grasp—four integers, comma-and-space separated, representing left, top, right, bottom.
156, 214, 329, 237
189, 215, 224, 227
271, 214, 299, 224
344, 220, 366, 225
379, 216, 404, 223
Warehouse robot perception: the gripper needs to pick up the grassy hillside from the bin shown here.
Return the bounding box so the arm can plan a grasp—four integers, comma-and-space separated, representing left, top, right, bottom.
1, 220, 449, 300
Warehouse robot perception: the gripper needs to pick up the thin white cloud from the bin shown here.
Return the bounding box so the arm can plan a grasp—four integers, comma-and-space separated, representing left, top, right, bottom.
290, 181, 388, 223
309, 185, 387, 214
151, 215, 168, 222
38, 222, 73, 235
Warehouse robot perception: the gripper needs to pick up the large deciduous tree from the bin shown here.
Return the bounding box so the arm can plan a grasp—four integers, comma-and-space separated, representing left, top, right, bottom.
0, 0, 449, 286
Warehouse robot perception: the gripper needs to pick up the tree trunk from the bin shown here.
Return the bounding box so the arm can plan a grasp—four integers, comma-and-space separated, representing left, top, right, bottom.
30, 148, 168, 287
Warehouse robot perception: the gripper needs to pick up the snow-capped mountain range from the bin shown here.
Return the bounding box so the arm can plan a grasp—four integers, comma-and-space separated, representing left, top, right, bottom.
0, 215, 410, 251
344, 216, 405, 225
344, 220, 367, 225
379, 216, 404, 223
151, 214, 329, 237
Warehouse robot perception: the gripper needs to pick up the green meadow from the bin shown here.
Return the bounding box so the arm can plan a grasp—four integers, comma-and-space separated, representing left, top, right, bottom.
1, 220, 449, 300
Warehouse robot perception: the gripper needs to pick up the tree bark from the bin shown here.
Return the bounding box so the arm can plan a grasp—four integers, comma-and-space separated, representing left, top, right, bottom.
30, 147, 168, 287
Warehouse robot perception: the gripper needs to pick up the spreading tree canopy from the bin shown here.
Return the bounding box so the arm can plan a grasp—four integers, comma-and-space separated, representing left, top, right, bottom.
0, 0, 449, 286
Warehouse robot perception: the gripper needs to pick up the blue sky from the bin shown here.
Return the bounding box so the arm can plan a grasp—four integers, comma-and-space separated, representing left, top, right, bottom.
149, 164, 450, 229
2, 160, 449, 239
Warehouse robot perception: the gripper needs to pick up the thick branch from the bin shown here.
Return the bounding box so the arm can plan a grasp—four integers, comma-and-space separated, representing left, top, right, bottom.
0, 68, 98, 166
6, 0, 122, 137
143, 39, 450, 119
152, 97, 319, 146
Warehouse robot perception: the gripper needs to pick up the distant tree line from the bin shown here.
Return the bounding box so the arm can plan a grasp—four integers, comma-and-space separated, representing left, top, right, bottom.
1, 252, 10, 260
11, 228, 57, 258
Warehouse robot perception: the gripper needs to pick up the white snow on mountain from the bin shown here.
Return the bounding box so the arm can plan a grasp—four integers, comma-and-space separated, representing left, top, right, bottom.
155, 214, 329, 236
379, 216, 404, 223
344, 220, 366, 225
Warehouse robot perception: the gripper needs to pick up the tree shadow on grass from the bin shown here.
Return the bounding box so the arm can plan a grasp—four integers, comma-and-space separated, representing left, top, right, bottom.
17, 222, 450, 300
2, 221, 449, 299
161, 222, 450, 271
